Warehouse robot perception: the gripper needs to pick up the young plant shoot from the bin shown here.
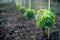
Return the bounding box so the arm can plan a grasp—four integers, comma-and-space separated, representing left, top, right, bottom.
24, 8, 35, 19
15, 2, 21, 9
36, 9, 55, 39
19, 7, 26, 13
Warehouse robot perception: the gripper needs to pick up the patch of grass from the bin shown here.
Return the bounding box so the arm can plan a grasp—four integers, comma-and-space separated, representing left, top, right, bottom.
0, 2, 9, 12
0, 7, 8, 12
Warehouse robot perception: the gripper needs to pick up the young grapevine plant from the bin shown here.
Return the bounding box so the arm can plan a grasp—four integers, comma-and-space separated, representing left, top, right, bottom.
15, 2, 21, 9
36, 9, 55, 28
15, 2, 26, 13
24, 8, 35, 19
36, 9, 55, 38
19, 7, 26, 13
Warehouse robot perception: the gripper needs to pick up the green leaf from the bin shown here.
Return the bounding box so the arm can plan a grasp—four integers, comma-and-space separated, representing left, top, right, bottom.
36, 19, 45, 28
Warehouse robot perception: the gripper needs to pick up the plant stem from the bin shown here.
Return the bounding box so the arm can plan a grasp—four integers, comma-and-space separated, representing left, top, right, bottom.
21, 0, 22, 6
48, 1, 51, 39
24, 0, 25, 7
48, 0, 50, 11
48, 28, 50, 39
29, 0, 31, 8
42, 28, 45, 40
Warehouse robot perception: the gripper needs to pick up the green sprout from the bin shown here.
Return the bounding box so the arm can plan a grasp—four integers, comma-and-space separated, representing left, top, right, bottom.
24, 8, 35, 19
19, 7, 26, 13
36, 9, 55, 28
15, 2, 21, 9
36, 9, 55, 38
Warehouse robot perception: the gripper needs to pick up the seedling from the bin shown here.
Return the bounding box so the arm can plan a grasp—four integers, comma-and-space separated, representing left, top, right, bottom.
19, 7, 26, 13
15, 2, 21, 9
36, 9, 55, 39
24, 8, 35, 19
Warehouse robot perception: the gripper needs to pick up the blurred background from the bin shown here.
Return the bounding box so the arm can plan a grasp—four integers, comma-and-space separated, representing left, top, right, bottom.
0, 0, 60, 12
